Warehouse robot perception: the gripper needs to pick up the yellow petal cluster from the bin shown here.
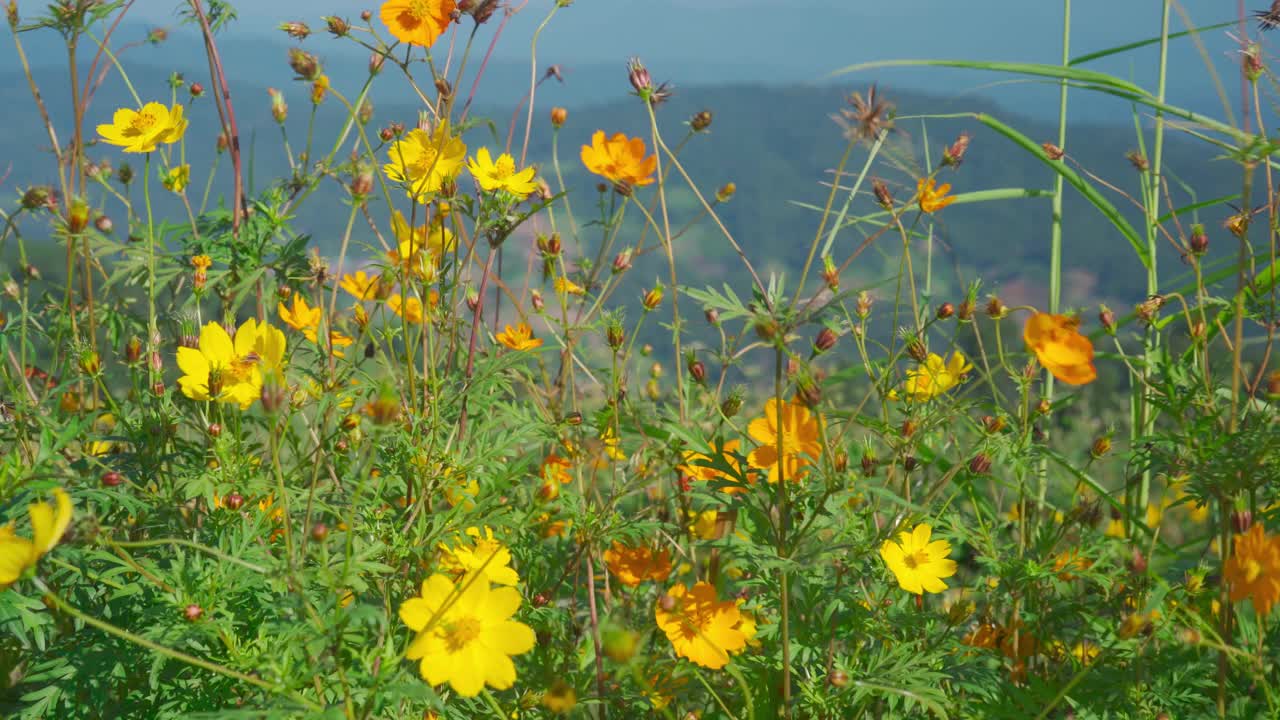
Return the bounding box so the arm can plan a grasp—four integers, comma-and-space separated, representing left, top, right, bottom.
468, 148, 539, 199
175, 318, 286, 409
384, 124, 466, 201
581, 130, 657, 187
880, 523, 958, 595
746, 398, 824, 483
654, 582, 750, 669
0, 488, 73, 590
96, 102, 188, 153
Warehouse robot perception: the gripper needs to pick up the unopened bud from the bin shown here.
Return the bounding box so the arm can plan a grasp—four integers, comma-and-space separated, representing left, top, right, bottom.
550, 107, 567, 128
721, 388, 744, 418
1125, 150, 1149, 173
642, 285, 663, 311
969, 453, 992, 475
1090, 436, 1111, 459
982, 415, 1005, 433
101, 471, 123, 487
628, 57, 653, 94
941, 132, 970, 167
936, 302, 954, 320
268, 88, 288, 124
311, 523, 329, 541
716, 182, 736, 202
1189, 224, 1208, 255
612, 248, 633, 274
260, 374, 288, 413
691, 110, 713, 132
704, 307, 719, 326
689, 359, 707, 384
872, 178, 893, 209
985, 296, 1006, 319
855, 291, 873, 319
288, 48, 321, 81
325, 16, 350, 36
94, 215, 113, 233
1099, 305, 1116, 334
184, 604, 204, 622
814, 327, 837, 353
1233, 509, 1253, 533
280, 21, 310, 39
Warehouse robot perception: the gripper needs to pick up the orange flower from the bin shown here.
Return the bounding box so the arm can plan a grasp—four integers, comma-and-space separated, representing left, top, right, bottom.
746, 398, 824, 483
388, 294, 424, 324
580, 130, 657, 187
654, 582, 748, 669
496, 322, 542, 351
679, 439, 756, 494
1225, 523, 1280, 616
1024, 312, 1097, 385
916, 177, 956, 213
380, 0, 455, 48
603, 541, 672, 587
540, 454, 573, 485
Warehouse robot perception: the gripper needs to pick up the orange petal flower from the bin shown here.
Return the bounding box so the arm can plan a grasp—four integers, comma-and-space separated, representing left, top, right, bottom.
380, 0, 455, 48
580, 130, 657, 187
654, 582, 747, 669
1023, 312, 1097, 385
916, 177, 956, 213
603, 541, 672, 587
496, 322, 543, 351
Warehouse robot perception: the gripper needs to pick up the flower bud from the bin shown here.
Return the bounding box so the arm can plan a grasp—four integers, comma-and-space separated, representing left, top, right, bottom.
79, 350, 101, 376
268, 88, 288, 124
550, 106, 567, 128
704, 307, 719, 326
716, 182, 736, 202
721, 388, 744, 418
358, 98, 374, 125
612, 248, 633, 274
606, 322, 624, 350
1099, 305, 1116, 334
689, 359, 707, 384
537, 481, 559, 502
125, 336, 143, 363
829, 670, 850, 688
280, 21, 310, 39
101, 471, 123, 487
814, 327, 837, 353
1036, 398, 1051, 415
260, 373, 288, 413
1042, 142, 1064, 160
903, 455, 919, 472
94, 215, 113, 233
642, 285, 663, 311
1233, 509, 1253, 533
628, 57, 652, 95
1189, 224, 1208, 255
873, 178, 894, 209
821, 255, 839, 291
325, 16, 350, 36
67, 199, 90, 234
936, 302, 954, 320
985, 296, 1006, 319
189, 82, 204, 98
288, 48, 321, 81
860, 450, 876, 477
969, 453, 992, 475
856, 291, 873, 319
531, 289, 545, 312
941, 132, 971, 167
184, 604, 204, 622
691, 110, 713, 132
906, 338, 927, 363
1125, 150, 1149, 173
1090, 436, 1111, 459
311, 523, 329, 541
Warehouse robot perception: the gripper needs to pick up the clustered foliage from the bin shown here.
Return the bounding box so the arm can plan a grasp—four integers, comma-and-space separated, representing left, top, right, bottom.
2, 1, 1280, 719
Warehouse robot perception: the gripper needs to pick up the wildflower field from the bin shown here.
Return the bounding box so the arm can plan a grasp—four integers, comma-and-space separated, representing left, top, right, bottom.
4, 0, 1280, 718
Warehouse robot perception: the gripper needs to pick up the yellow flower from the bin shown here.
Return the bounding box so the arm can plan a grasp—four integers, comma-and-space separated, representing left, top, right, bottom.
540, 454, 573, 485
554, 276, 586, 296
900, 352, 972, 401
96, 102, 188, 153
1024, 312, 1097, 385
176, 319, 286, 409
399, 572, 536, 697
388, 293, 425, 323
655, 582, 748, 669
87, 412, 119, 456
746, 398, 824, 483
389, 210, 455, 279
687, 509, 720, 540
581, 130, 657, 186
600, 427, 626, 461
163, 164, 190, 193
380, 0, 456, 48
0, 487, 73, 590
327, 330, 354, 357
916, 177, 956, 213
879, 523, 958, 595
542, 681, 577, 714
278, 294, 322, 341
438, 526, 520, 587
467, 147, 539, 198
1052, 548, 1092, 581
310, 74, 330, 104
384, 124, 466, 201
1225, 523, 1280, 616
603, 541, 672, 587
679, 439, 757, 494
340, 271, 382, 300
496, 322, 542, 351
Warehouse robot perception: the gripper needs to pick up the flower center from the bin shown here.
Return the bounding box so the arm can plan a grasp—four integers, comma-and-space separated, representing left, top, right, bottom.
443, 615, 482, 652
130, 111, 159, 133
1245, 559, 1263, 583
406, 0, 435, 20
903, 549, 930, 569
411, 148, 441, 178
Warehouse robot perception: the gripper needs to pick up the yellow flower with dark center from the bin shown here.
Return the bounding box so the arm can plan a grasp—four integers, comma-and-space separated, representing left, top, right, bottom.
437, 526, 520, 587
176, 318, 286, 409
384, 124, 466, 201
380, 0, 456, 48
0, 487, 73, 590
1225, 523, 1280, 616
496, 322, 542, 351
581, 130, 657, 186
96, 102, 188, 153
879, 523, 957, 595
399, 572, 535, 697
340, 271, 381, 300
916, 177, 956, 213
654, 582, 748, 669
603, 541, 672, 587
542, 681, 577, 714
900, 352, 973, 401
746, 397, 824, 483
163, 164, 190, 193
278, 294, 322, 341
467, 148, 539, 198
1024, 312, 1097, 385
679, 439, 757, 494
388, 293, 425, 323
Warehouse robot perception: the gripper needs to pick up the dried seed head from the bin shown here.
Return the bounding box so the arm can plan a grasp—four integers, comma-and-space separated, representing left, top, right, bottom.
837, 84, 894, 141
1125, 150, 1149, 173
1042, 142, 1064, 160
280, 21, 311, 39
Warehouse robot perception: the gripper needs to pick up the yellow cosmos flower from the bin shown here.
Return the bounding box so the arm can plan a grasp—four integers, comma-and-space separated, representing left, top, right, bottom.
388, 293, 426, 324
340, 271, 382, 300
542, 681, 577, 714
580, 130, 657, 186
278, 294, 322, 341
467, 148, 539, 198
176, 318, 286, 409
399, 572, 536, 697
540, 454, 573, 485
900, 352, 973, 401
746, 397, 824, 483
679, 439, 757, 494
879, 523, 958, 595
1225, 523, 1280, 616
87, 412, 120, 456
1024, 312, 1097, 385
96, 102, 188, 153
163, 164, 190, 193
438, 526, 520, 587
600, 427, 626, 461
496, 322, 542, 351
687, 509, 720, 540
384, 124, 466, 201
916, 177, 956, 213
554, 276, 586, 296
310, 74, 330, 105
603, 541, 673, 587
389, 210, 455, 279
0, 487, 73, 590
380, 0, 456, 48
654, 582, 748, 669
